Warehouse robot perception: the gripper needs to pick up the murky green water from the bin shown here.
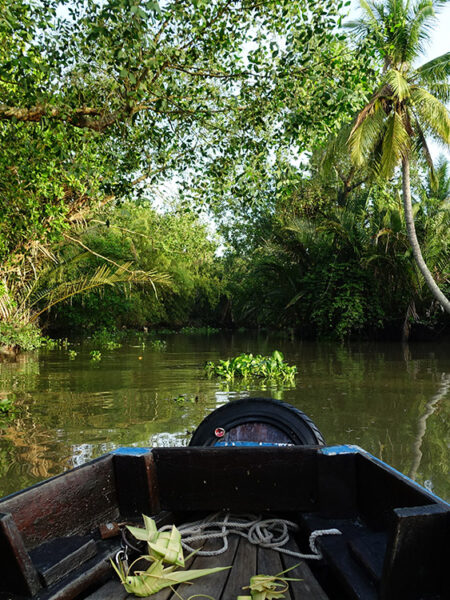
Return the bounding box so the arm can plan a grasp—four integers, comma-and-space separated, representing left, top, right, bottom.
0, 333, 448, 500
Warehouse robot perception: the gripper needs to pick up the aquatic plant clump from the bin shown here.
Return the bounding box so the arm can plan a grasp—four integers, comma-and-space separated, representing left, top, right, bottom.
180, 326, 220, 335
205, 351, 297, 383
149, 339, 167, 351
90, 350, 102, 362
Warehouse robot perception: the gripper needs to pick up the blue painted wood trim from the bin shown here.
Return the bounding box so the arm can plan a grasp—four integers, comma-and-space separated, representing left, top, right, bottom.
214, 441, 293, 447
320, 444, 362, 455
111, 447, 151, 455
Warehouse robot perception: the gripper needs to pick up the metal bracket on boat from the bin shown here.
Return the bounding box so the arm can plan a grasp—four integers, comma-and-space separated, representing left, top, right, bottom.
115, 547, 129, 573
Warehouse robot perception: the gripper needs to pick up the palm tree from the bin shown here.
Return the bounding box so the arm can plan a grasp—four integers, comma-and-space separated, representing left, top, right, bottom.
346, 0, 450, 313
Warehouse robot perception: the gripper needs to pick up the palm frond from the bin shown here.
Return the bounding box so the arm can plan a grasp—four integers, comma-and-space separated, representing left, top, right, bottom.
407, 0, 437, 59
380, 112, 410, 177
416, 52, 450, 83
344, 0, 384, 41
429, 156, 450, 201
411, 86, 450, 143
285, 290, 305, 309
348, 99, 387, 166
27, 262, 171, 322
385, 69, 411, 101
320, 123, 354, 176
350, 84, 391, 137
416, 81, 450, 104
0, 290, 14, 321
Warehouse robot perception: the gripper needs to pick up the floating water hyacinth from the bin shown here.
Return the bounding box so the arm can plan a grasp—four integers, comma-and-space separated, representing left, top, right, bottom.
205, 351, 297, 383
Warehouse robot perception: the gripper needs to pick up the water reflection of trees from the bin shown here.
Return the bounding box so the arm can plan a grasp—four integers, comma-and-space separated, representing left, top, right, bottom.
409, 374, 449, 487
0, 372, 216, 496
0, 355, 55, 492
279, 342, 450, 499
1, 340, 449, 500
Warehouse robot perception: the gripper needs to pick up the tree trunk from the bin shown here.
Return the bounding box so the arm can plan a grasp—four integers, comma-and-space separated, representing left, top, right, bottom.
402, 157, 450, 314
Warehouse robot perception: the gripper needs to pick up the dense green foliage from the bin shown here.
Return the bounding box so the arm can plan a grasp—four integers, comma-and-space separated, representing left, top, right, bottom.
1, 0, 369, 268
224, 154, 449, 339
48, 202, 223, 332
0, 321, 43, 352
0, 0, 448, 347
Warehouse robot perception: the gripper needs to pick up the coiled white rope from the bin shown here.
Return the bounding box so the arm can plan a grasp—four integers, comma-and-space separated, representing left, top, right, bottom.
160, 512, 341, 561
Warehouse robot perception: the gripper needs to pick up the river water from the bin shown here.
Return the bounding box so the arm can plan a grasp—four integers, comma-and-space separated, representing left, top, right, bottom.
0, 333, 448, 500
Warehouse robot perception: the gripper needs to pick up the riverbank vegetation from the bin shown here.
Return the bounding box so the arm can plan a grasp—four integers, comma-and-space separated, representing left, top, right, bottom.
1, 0, 449, 352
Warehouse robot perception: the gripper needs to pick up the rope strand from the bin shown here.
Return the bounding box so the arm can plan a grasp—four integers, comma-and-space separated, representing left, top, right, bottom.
160, 513, 341, 560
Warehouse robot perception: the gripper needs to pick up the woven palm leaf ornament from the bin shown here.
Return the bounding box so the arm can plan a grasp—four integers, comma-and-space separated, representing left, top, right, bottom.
111, 516, 230, 597
112, 516, 304, 598
237, 565, 301, 599
126, 515, 185, 567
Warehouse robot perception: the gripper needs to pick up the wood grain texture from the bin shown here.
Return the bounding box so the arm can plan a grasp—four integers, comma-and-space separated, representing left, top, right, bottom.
380, 504, 449, 600
281, 538, 329, 600
113, 452, 160, 518
0, 512, 41, 596
84, 534, 330, 600
146, 535, 200, 600
38, 543, 120, 600
166, 534, 239, 600
0, 455, 118, 550
221, 537, 257, 599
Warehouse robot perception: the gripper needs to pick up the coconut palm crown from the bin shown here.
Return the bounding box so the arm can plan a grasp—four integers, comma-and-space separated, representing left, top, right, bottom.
346, 0, 450, 313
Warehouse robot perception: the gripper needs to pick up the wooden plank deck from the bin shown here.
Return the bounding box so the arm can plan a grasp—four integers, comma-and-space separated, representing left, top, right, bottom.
86, 535, 329, 600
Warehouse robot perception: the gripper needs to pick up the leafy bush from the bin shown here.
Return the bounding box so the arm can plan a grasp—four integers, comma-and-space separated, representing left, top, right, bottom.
0, 397, 16, 415
0, 321, 43, 351
49, 203, 224, 333
90, 328, 125, 348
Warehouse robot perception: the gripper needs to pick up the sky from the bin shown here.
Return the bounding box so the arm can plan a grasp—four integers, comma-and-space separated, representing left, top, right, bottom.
421, 3, 450, 64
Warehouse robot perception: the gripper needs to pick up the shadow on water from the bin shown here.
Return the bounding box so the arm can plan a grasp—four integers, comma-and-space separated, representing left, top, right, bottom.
0, 332, 449, 500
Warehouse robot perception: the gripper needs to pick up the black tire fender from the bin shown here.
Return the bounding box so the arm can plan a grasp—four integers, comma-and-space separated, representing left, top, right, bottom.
189, 397, 325, 446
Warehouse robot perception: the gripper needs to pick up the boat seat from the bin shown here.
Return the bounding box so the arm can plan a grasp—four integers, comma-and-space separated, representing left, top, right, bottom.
300, 513, 382, 600
28, 535, 98, 587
